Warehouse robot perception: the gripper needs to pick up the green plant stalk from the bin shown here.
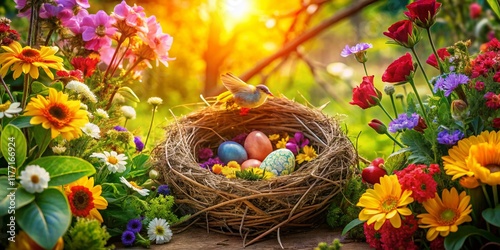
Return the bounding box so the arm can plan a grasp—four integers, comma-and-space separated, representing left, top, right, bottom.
21, 75, 30, 109
389, 94, 398, 118
426, 28, 445, 73
0, 76, 15, 102
377, 102, 394, 121
144, 106, 157, 147
482, 184, 493, 208
493, 185, 498, 207
362, 62, 368, 76
123, 118, 129, 128
384, 131, 404, 148
410, 47, 433, 92
408, 77, 431, 127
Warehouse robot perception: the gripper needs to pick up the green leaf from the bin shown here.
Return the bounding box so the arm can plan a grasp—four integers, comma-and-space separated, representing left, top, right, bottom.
341, 218, 364, 236
1, 124, 27, 167
118, 86, 140, 103
51, 82, 64, 92
133, 153, 150, 168
9, 116, 33, 129
30, 81, 49, 95
0, 176, 35, 216
482, 205, 500, 227
384, 150, 410, 174
444, 225, 500, 250
25, 156, 96, 186
32, 124, 52, 157
487, 0, 500, 19
17, 188, 71, 249
399, 130, 433, 164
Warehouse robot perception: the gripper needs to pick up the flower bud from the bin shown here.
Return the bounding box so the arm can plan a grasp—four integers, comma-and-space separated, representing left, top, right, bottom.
354, 51, 368, 63
384, 85, 395, 96
149, 169, 159, 180
469, 3, 482, 19
451, 99, 469, 121
368, 119, 387, 134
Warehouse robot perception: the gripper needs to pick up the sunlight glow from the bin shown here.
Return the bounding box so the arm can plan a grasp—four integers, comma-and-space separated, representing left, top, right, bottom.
224, 0, 252, 21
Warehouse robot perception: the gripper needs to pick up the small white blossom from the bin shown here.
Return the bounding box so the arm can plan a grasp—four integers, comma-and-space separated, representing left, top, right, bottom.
94, 108, 109, 119
91, 151, 128, 173
120, 106, 136, 119
147, 97, 163, 106
0, 101, 22, 118
147, 218, 172, 244
19, 165, 50, 193
80, 103, 88, 110
119, 177, 150, 196
81, 122, 101, 139
66, 80, 98, 103
52, 145, 66, 154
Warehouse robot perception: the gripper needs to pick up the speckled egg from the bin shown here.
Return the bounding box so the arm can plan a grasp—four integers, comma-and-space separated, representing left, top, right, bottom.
259, 149, 296, 176
218, 141, 248, 164
244, 131, 273, 161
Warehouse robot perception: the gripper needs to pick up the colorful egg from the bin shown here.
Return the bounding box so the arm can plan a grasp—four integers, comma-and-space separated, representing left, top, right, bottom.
244, 131, 273, 161
259, 149, 296, 176
241, 159, 262, 170
217, 141, 248, 164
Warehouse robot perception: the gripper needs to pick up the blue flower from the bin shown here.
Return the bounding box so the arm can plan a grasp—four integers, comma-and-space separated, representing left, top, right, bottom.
340, 43, 373, 57
433, 73, 469, 97
134, 136, 144, 152
114, 125, 128, 132
437, 129, 464, 145
157, 185, 170, 196
121, 230, 136, 246
127, 218, 142, 233
388, 113, 420, 133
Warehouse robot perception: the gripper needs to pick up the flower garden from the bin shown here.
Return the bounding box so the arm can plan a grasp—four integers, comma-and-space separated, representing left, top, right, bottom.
0, 0, 500, 249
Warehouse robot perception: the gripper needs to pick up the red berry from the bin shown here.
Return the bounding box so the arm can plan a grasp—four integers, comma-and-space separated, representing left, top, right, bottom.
362, 165, 387, 185
371, 157, 385, 168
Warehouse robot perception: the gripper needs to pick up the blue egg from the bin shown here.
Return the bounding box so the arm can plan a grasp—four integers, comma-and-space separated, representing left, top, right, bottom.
217, 141, 248, 164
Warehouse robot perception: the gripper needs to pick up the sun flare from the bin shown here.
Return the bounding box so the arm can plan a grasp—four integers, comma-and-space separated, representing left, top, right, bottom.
224, 0, 252, 21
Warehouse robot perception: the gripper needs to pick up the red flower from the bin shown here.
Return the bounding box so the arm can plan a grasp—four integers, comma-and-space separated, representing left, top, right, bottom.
369, 119, 387, 134
426, 48, 450, 69
383, 20, 417, 48
71, 56, 100, 77
492, 118, 500, 129
395, 163, 439, 203
364, 215, 419, 250
349, 75, 382, 109
484, 92, 500, 109
404, 0, 442, 28
469, 3, 482, 19
413, 116, 428, 133
382, 53, 415, 83
430, 236, 445, 250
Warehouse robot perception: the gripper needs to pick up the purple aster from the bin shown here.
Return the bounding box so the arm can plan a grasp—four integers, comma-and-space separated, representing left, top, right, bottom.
388, 113, 420, 133
126, 218, 142, 233
114, 125, 128, 132
437, 129, 464, 145
340, 43, 373, 57
433, 73, 469, 97
157, 185, 170, 196
286, 132, 310, 155
57, 0, 90, 9
199, 157, 223, 170
198, 148, 213, 161
81, 10, 116, 51
134, 136, 144, 152
121, 230, 135, 246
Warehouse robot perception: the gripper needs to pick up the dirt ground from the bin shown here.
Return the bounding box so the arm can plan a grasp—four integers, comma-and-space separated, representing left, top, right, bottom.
149, 224, 370, 250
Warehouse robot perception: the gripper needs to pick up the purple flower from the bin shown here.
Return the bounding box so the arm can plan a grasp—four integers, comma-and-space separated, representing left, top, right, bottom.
286, 132, 309, 155
232, 133, 248, 145
81, 10, 116, 51
340, 43, 373, 57
157, 185, 170, 196
388, 113, 420, 133
127, 218, 142, 233
199, 157, 223, 170
62, 9, 89, 35
114, 125, 128, 132
433, 73, 469, 97
134, 136, 144, 152
437, 129, 464, 145
58, 0, 90, 9
198, 148, 213, 161
121, 230, 136, 246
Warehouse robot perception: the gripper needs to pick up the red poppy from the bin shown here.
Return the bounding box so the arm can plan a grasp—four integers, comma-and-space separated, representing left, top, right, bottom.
383, 20, 417, 48
426, 47, 450, 69
404, 0, 442, 28
382, 53, 415, 83
349, 75, 382, 109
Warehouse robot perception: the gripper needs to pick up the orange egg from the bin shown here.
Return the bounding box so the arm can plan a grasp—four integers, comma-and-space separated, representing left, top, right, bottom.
241, 159, 262, 170
244, 131, 273, 161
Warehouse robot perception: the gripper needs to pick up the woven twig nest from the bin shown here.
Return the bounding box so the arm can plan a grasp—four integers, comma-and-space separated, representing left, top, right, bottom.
152, 97, 356, 246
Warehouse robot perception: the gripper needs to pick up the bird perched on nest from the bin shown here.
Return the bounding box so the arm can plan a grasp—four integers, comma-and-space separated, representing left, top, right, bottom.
216, 73, 273, 115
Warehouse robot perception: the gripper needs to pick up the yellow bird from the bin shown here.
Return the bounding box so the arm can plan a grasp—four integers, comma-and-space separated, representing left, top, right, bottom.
217, 73, 273, 112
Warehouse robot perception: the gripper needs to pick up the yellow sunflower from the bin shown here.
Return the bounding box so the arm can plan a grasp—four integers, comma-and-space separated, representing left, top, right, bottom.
24, 88, 89, 140
0, 41, 64, 79
417, 187, 472, 241
442, 130, 500, 188
64, 176, 108, 223
357, 175, 414, 230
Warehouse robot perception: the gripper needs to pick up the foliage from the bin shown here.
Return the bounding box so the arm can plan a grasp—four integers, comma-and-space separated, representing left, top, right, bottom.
144, 195, 190, 226
63, 218, 113, 250
314, 238, 343, 250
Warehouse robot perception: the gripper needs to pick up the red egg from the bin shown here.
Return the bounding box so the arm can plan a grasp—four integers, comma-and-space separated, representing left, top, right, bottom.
241, 159, 262, 170
244, 131, 273, 161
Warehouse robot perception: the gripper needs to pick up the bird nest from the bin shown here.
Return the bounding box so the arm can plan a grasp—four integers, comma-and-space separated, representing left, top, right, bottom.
152, 97, 356, 246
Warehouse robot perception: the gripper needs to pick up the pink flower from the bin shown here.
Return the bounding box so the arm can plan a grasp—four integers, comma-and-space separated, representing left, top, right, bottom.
111, 0, 148, 37
58, 0, 90, 9
395, 163, 439, 203
484, 92, 500, 109
81, 10, 116, 51
469, 3, 482, 19
62, 9, 89, 35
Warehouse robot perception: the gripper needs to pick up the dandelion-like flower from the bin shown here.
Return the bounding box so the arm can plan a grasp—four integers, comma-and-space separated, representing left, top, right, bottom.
19, 165, 50, 193
147, 218, 173, 244
24, 88, 89, 140
119, 176, 150, 196
357, 175, 414, 230
64, 176, 108, 222
296, 145, 318, 164
66, 80, 98, 103
0, 41, 64, 79
120, 105, 136, 119
147, 97, 163, 106
0, 101, 22, 118
417, 187, 472, 241
81, 122, 101, 139
91, 150, 128, 173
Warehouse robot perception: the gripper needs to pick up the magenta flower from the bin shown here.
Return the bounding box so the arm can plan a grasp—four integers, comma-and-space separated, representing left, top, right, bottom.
58, 0, 90, 9
140, 15, 175, 67
484, 92, 500, 109
40, 3, 73, 22
81, 10, 116, 51
111, 0, 148, 36
62, 9, 89, 35
286, 132, 309, 155
14, 0, 30, 17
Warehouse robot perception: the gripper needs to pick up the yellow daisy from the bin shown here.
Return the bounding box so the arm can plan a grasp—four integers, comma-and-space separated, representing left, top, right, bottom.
0, 41, 64, 79
64, 176, 108, 223
357, 175, 414, 230
296, 145, 318, 164
276, 135, 289, 149
24, 88, 89, 140
417, 187, 472, 241
466, 143, 500, 186
442, 130, 500, 187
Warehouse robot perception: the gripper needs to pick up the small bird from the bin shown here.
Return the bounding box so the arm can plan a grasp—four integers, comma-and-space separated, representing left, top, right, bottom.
217, 73, 273, 114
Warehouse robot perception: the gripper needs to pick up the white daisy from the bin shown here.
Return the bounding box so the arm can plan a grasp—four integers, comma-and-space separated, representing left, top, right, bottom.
120, 106, 136, 119
147, 97, 163, 106
81, 122, 101, 139
52, 145, 66, 154
119, 176, 150, 196
147, 218, 172, 244
90, 151, 128, 173
66, 80, 98, 103
19, 165, 50, 193
0, 101, 22, 118
94, 108, 109, 119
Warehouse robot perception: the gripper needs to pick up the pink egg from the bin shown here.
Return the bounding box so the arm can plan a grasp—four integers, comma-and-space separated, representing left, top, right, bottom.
244, 131, 273, 161
241, 159, 262, 170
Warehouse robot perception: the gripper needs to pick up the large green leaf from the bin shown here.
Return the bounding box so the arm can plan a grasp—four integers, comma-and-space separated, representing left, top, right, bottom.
25, 156, 96, 186
444, 225, 500, 250
482, 205, 500, 227
341, 218, 364, 236
0, 176, 35, 216
1, 124, 27, 168
32, 124, 52, 158
487, 0, 500, 19
9, 116, 33, 129
17, 188, 71, 249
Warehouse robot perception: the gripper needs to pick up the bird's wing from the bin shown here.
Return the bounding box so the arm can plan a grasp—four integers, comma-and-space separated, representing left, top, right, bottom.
221, 73, 256, 94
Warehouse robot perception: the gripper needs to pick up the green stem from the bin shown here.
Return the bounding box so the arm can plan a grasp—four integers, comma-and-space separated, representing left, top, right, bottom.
384, 131, 404, 148
481, 184, 493, 208
408, 77, 430, 127
426, 28, 445, 73
124, 118, 129, 128
144, 106, 157, 148
389, 94, 398, 118
0, 76, 15, 102
410, 47, 433, 92
21, 75, 30, 110
493, 185, 498, 207
377, 103, 394, 121
362, 62, 368, 76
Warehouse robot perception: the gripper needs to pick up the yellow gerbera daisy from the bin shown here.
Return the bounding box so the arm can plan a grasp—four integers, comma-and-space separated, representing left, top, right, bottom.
296, 145, 318, 164
357, 175, 414, 230
466, 143, 500, 186
0, 41, 64, 79
442, 130, 500, 187
64, 176, 108, 223
417, 187, 472, 241
24, 88, 89, 140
